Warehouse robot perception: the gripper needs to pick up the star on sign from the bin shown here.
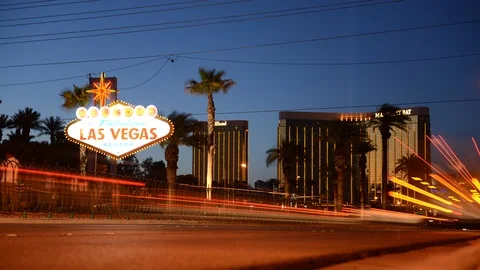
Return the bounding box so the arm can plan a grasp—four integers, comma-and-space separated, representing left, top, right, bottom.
87, 72, 117, 107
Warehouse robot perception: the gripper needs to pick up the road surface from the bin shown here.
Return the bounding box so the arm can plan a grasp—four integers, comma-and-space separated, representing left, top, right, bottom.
323, 239, 480, 269
0, 223, 478, 270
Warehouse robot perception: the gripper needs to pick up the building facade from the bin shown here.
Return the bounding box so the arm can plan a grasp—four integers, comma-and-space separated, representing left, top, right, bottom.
192, 120, 248, 186
362, 107, 431, 198
277, 107, 431, 204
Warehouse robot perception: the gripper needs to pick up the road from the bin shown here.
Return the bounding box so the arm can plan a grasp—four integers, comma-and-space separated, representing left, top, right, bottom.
323, 239, 480, 269
0, 223, 478, 270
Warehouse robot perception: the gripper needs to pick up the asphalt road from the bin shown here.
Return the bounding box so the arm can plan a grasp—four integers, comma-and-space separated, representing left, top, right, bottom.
323, 239, 480, 269
0, 223, 478, 270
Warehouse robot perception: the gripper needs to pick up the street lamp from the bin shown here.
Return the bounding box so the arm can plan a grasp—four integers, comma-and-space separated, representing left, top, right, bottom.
241, 163, 247, 168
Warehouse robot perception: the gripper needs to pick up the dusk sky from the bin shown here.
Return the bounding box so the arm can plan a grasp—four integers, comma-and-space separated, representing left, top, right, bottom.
1, 0, 479, 183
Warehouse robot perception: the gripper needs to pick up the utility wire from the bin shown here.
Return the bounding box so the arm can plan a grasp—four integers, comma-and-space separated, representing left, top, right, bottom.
0, 0, 58, 7
0, 0, 251, 28
0, 55, 159, 69
56, 98, 480, 121
173, 19, 480, 56
3, 50, 477, 87
122, 58, 171, 90
190, 98, 480, 116
0, 0, 99, 12
0, 0, 402, 45
3, 12, 478, 48
4, 50, 478, 87
0, 57, 168, 87
1, 18, 478, 69
179, 52, 480, 66
1, 0, 387, 39
0, 0, 205, 22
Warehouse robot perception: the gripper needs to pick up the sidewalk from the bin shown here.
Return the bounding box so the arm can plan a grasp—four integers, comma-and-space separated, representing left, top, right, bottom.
0, 212, 205, 225
322, 239, 480, 270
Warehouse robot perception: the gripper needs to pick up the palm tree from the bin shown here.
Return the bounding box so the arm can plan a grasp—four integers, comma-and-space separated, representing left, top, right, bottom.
38, 116, 65, 144
395, 153, 428, 190
60, 84, 90, 175
356, 140, 377, 209
265, 140, 303, 199
369, 103, 410, 209
160, 111, 203, 186
321, 121, 365, 211
6, 130, 33, 145
185, 67, 235, 200
0, 114, 8, 143
9, 107, 41, 141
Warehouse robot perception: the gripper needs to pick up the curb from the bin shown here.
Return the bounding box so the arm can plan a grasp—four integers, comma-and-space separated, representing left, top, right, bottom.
0, 218, 202, 225
228, 234, 480, 270
0, 212, 363, 226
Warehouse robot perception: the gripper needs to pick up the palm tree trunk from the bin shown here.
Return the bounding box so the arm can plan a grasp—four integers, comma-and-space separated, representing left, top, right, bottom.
283, 173, 290, 200
336, 170, 344, 212
165, 145, 179, 185
206, 93, 215, 200
165, 145, 178, 211
359, 155, 367, 210
382, 138, 388, 209
79, 145, 87, 176
22, 127, 30, 142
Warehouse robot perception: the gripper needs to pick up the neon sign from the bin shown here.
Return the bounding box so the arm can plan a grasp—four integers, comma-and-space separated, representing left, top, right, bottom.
65, 100, 174, 159
374, 109, 412, 118
215, 121, 227, 126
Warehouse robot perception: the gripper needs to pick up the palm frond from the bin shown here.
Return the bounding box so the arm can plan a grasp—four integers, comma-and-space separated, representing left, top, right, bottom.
185, 67, 236, 96
369, 103, 411, 135
60, 84, 90, 110
160, 111, 199, 148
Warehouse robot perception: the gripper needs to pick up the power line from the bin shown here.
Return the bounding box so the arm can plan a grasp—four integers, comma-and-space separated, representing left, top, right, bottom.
0, 0, 403, 45
2, 9, 477, 48
0, 55, 159, 69
0, 74, 87, 87
179, 52, 480, 66
190, 98, 480, 116
1, 18, 478, 70
55, 98, 480, 121
122, 58, 171, 90
4, 49, 478, 87
173, 19, 480, 56
0, 0, 99, 12
0, 0, 251, 28
1, 0, 387, 39
0, 0, 58, 7
0, 57, 168, 87
0, 0, 206, 22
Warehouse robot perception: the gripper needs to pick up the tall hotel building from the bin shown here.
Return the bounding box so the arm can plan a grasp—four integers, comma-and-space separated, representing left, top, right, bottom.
192, 120, 249, 186
277, 107, 430, 203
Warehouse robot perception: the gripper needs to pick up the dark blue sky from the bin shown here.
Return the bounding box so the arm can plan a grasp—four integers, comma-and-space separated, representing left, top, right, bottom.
1, 0, 479, 182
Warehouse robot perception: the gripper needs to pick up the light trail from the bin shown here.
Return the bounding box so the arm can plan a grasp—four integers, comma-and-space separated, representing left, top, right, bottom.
342, 207, 453, 223
388, 192, 455, 214
471, 194, 480, 205
428, 136, 471, 183
437, 135, 473, 180
389, 176, 455, 206
0, 167, 146, 187
472, 178, 480, 193
115, 194, 356, 218
429, 174, 474, 203
473, 137, 480, 157
394, 137, 474, 202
